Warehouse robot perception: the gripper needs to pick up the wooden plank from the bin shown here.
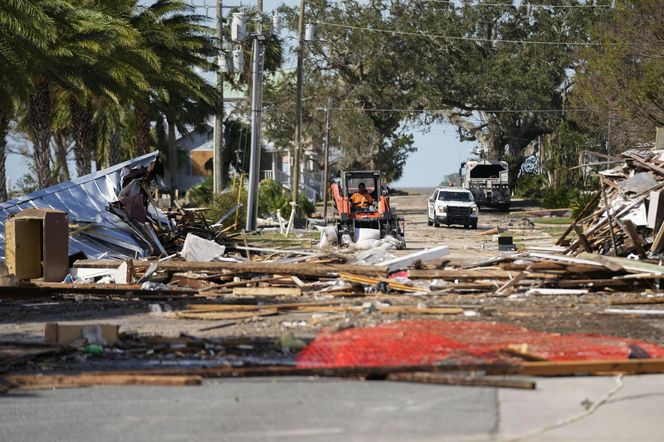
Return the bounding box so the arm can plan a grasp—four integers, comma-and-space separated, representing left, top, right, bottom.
377, 306, 464, 315
527, 253, 605, 268
495, 272, 527, 295
74, 259, 389, 279
0, 285, 194, 300
626, 153, 664, 177
579, 253, 664, 275
609, 298, 664, 305
385, 372, 536, 389
556, 279, 635, 288
232, 287, 302, 297
340, 272, 428, 293
621, 220, 647, 259
409, 269, 513, 279
519, 359, 664, 376
651, 222, 664, 254
572, 224, 593, 253
500, 262, 567, 271
179, 304, 463, 316
3, 374, 202, 390
65, 358, 664, 379
175, 310, 279, 320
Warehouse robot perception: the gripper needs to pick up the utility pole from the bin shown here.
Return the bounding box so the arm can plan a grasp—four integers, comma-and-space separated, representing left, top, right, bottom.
291, 0, 305, 215
322, 98, 332, 220
213, 0, 225, 195
245, 0, 264, 231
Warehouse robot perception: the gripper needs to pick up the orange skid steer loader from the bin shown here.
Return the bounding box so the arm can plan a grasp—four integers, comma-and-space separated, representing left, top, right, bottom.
330, 171, 405, 247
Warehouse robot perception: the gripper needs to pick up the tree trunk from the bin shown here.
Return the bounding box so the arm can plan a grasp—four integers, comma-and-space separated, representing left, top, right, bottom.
108, 126, 122, 166
135, 104, 151, 156
0, 111, 9, 201
70, 96, 94, 177
28, 78, 53, 189
53, 132, 70, 181
167, 118, 178, 197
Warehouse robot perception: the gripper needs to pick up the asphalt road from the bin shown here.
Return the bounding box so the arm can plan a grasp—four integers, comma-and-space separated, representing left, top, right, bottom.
2, 375, 664, 442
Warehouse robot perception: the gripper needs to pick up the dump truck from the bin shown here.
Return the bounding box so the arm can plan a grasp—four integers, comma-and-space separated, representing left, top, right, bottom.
330, 170, 405, 247
460, 160, 510, 211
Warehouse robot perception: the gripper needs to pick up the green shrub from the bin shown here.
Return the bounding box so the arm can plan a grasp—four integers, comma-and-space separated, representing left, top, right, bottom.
258, 179, 315, 218
514, 173, 546, 199
207, 191, 247, 226
541, 187, 578, 209
184, 178, 315, 228
570, 191, 598, 220
185, 177, 213, 207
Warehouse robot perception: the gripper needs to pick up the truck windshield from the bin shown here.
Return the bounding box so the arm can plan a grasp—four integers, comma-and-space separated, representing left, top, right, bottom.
438, 191, 473, 202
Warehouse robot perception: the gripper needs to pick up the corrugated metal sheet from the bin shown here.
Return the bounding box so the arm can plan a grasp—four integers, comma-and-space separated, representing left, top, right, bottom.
0, 152, 162, 260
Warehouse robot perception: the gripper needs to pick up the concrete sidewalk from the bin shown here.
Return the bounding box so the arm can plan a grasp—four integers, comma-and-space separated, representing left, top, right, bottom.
1, 375, 662, 441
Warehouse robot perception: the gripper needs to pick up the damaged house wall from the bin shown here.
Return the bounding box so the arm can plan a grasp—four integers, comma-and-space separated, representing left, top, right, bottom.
0, 152, 167, 260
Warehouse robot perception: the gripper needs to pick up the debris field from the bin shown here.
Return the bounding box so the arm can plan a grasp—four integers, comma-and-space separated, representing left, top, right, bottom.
3, 152, 664, 392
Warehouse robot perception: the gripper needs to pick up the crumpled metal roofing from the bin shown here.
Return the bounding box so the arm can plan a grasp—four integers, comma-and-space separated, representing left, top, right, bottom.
0, 152, 163, 260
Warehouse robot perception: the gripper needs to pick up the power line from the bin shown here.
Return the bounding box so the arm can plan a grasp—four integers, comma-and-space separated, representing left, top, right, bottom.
412, 0, 612, 9
314, 107, 593, 113
316, 21, 599, 46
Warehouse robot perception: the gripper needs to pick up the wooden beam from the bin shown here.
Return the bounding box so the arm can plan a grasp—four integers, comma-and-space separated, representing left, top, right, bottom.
41, 358, 664, 380
621, 220, 647, 259
73, 259, 389, 279
385, 372, 536, 389
3, 373, 202, 390
232, 287, 302, 297
652, 222, 664, 254
572, 224, 593, 253
0, 285, 194, 300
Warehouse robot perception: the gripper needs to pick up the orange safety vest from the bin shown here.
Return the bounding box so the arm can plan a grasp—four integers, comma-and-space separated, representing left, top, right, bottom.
350, 192, 374, 208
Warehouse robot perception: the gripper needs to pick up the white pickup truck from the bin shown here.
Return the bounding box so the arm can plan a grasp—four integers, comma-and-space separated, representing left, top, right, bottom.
427, 187, 479, 229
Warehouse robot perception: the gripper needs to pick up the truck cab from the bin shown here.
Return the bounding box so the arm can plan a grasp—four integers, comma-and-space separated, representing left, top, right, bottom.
427, 187, 479, 229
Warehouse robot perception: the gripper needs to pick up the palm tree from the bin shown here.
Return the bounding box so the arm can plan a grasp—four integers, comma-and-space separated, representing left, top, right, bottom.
0, 0, 59, 196
130, 0, 219, 194
23, 1, 156, 185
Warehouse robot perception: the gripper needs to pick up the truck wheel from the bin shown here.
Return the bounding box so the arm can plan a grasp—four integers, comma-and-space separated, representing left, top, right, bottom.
427, 217, 433, 226
472, 222, 478, 229
433, 216, 440, 227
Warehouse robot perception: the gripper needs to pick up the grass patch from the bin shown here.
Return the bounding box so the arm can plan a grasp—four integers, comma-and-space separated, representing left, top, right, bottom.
532, 216, 572, 225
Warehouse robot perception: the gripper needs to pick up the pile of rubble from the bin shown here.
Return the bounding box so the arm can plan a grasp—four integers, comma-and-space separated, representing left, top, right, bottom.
0, 152, 236, 265
559, 148, 664, 258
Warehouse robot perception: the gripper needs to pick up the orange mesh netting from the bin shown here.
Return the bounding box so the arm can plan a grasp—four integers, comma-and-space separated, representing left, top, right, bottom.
296, 320, 664, 368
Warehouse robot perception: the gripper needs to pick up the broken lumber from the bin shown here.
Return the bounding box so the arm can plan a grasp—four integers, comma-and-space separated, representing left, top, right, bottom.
73, 259, 389, 279
385, 372, 536, 389
62, 358, 664, 379
3, 373, 202, 390
231, 287, 302, 297
340, 272, 428, 293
